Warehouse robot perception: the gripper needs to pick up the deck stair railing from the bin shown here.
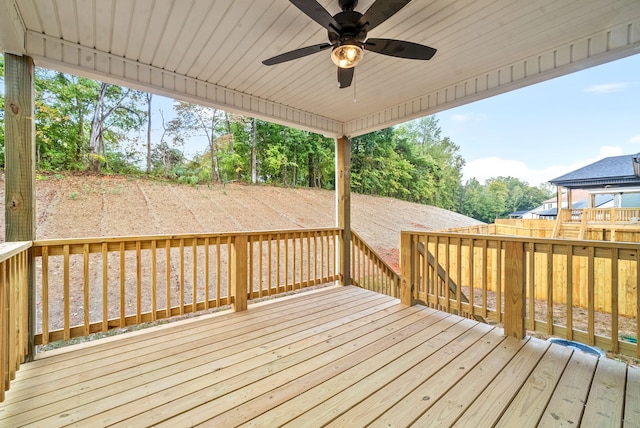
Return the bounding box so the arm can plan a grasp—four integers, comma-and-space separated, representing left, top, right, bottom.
0, 241, 32, 402
400, 231, 640, 358
350, 231, 399, 297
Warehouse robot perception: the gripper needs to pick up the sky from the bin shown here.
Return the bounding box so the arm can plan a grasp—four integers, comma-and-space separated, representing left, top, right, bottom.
438, 53, 640, 187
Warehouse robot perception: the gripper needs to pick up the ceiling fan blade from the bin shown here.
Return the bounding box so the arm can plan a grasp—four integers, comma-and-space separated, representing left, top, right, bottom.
337, 67, 354, 88
366, 38, 437, 60
263, 43, 333, 66
358, 0, 412, 31
290, 0, 341, 31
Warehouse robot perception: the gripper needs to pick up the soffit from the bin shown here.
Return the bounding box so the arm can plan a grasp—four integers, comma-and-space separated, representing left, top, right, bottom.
2, 0, 640, 137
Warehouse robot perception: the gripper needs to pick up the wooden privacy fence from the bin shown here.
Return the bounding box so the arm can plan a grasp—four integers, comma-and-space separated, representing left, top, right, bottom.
32, 228, 340, 345
0, 241, 31, 402
400, 231, 640, 358
350, 231, 399, 297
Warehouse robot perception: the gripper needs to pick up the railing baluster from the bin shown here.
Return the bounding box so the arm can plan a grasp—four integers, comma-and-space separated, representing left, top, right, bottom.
588, 246, 595, 346
611, 248, 619, 353
165, 240, 171, 318
83, 244, 90, 336
249, 236, 254, 297
216, 237, 221, 307
456, 238, 462, 315
64, 245, 70, 340
203, 238, 209, 310
119, 242, 125, 328
179, 239, 185, 315
151, 240, 157, 320
285, 234, 289, 292
481, 239, 488, 319
267, 234, 273, 295
496, 239, 502, 323
259, 234, 264, 297
276, 234, 281, 292
306, 231, 311, 287
566, 244, 573, 340
102, 243, 108, 332
42, 247, 49, 344
469, 239, 475, 319
192, 239, 197, 313
137, 241, 142, 324
546, 245, 553, 335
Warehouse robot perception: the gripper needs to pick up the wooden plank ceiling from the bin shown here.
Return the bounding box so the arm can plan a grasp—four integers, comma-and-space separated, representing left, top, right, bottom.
1, 0, 640, 138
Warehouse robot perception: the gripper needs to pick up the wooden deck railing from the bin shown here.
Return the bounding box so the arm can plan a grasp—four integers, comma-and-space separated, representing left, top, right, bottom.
584, 207, 640, 223
0, 241, 32, 402
32, 228, 340, 345
400, 231, 640, 358
350, 231, 400, 297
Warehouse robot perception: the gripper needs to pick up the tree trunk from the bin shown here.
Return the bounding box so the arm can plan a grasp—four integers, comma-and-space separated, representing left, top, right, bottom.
88, 83, 107, 172
308, 153, 314, 187
210, 139, 217, 184
282, 128, 288, 186
146, 93, 152, 174
78, 97, 85, 168
250, 118, 257, 184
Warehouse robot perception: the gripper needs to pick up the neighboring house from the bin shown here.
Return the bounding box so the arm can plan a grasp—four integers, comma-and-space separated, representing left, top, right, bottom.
509, 153, 640, 220
534, 194, 614, 220
514, 189, 591, 219
549, 153, 640, 209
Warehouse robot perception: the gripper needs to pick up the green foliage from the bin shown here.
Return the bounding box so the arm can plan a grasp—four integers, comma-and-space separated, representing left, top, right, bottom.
459, 176, 553, 223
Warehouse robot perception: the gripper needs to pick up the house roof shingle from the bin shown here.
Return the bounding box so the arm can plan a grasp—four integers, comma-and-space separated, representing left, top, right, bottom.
550, 154, 640, 188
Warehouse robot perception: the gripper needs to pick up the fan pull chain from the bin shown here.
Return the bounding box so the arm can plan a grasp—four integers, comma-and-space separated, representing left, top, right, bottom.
353, 69, 357, 103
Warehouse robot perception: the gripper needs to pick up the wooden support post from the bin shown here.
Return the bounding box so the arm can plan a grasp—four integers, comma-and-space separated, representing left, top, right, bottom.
230, 235, 248, 312
400, 233, 414, 306
503, 241, 526, 339
336, 136, 351, 286
4, 54, 36, 361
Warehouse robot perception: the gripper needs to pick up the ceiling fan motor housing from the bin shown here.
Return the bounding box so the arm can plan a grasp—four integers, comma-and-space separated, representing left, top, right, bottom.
329, 11, 367, 45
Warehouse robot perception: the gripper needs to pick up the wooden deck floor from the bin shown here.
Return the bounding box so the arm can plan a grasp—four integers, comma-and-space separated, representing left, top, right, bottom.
1, 285, 638, 427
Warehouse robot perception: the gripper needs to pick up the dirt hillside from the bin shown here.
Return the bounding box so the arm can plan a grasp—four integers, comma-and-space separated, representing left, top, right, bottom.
0, 174, 483, 269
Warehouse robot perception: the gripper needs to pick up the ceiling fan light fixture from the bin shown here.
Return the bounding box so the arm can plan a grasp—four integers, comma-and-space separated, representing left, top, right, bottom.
331, 42, 363, 68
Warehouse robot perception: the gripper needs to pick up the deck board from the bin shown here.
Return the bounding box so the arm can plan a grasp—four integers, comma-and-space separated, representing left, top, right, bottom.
0, 285, 637, 427
538, 349, 598, 427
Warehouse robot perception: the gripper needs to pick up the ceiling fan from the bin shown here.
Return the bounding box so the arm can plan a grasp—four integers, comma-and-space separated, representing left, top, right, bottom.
262, 0, 437, 89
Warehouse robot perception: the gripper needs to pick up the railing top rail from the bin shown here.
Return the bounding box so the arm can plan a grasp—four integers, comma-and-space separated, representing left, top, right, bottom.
0, 241, 32, 262
400, 230, 640, 250
33, 227, 342, 247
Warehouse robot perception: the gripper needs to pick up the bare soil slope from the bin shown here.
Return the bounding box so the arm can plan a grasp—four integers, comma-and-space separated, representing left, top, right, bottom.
0, 174, 483, 269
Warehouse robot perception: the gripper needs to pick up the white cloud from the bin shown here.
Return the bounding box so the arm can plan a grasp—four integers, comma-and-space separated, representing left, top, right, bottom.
450, 113, 487, 123
452, 114, 473, 123
463, 146, 625, 186
598, 145, 623, 157
584, 82, 630, 94
630, 135, 640, 143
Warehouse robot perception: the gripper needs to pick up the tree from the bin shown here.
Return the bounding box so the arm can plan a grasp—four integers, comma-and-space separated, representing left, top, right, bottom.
32, 70, 145, 172
459, 176, 552, 223
395, 116, 465, 209
88, 82, 145, 172
146, 93, 153, 174
169, 102, 226, 183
